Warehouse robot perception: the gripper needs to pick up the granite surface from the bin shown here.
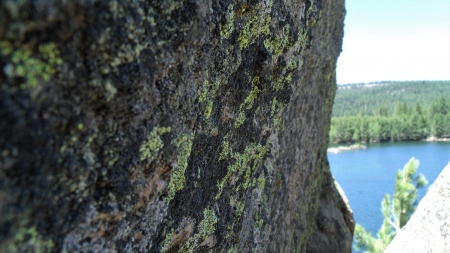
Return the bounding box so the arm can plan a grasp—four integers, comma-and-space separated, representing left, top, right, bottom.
385, 162, 450, 252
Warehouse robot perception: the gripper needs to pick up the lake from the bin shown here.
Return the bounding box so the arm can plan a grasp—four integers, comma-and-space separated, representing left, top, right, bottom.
328, 141, 450, 250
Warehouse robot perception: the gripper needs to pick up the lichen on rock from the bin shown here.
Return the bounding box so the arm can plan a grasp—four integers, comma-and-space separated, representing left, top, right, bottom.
140, 127, 171, 164
165, 132, 195, 203
0, 0, 351, 252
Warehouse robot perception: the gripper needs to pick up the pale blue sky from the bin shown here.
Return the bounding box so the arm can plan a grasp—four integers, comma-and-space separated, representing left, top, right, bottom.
336, 0, 450, 84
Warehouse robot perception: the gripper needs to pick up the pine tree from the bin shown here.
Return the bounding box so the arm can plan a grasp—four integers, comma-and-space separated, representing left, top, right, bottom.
368, 120, 381, 142
431, 114, 445, 137
354, 158, 428, 253
375, 106, 388, 117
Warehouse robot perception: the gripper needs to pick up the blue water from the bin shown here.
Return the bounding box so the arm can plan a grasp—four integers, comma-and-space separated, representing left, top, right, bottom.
328, 141, 450, 250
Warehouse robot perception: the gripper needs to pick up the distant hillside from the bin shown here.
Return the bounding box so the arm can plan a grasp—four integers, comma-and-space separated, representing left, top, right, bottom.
332, 80, 450, 117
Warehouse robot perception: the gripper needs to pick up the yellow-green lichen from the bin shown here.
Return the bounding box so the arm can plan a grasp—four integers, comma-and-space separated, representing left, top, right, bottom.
215, 142, 270, 199
272, 73, 293, 91
160, 231, 174, 253
236, 201, 245, 218
165, 132, 195, 202
104, 81, 117, 102
104, 149, 119, 167
92, 1, 157, 77
1, 42, 62, 89
4, 227, 55, 253
234, 77, 261, 128
238, 14, 271, 49
263, 24, 291, 56
198, 78, 221, 119
234, 110, 246, 128
244, 77, 261, 109
139, 127, 171, 164
254, 212, 263, 229
257, 175, 266, 193
324, 69, 335, 82
220, 4, 235, 39
294, 28, 309, 59
198, 208, 218, 238
287, 59, 298, 71
271, 97, 287, 130
205, 100, 213, 119
161, 1, 183, 15
306, 0, 319, 27
228, 245, 238, 253
59, 144, 67, 153
218, 134, 230, 161
198, 79, 210, 102
177, 208, 218, 253
0, 40, 13, 55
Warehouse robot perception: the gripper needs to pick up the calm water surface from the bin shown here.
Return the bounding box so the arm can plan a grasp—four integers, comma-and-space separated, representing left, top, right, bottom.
328, 141, 450, 244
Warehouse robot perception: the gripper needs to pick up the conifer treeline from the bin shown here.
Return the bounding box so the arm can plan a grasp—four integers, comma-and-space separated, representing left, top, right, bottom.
332, 80, 450, 117
330, 96, 450, 144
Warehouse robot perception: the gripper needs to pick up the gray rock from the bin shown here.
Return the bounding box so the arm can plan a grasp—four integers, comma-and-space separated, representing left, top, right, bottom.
385, 162, 450, 253
0, 0, 351, 252
306, 174, 355, 253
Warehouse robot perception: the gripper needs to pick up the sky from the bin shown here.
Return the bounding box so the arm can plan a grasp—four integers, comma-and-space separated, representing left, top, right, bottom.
336, 0, 450, 84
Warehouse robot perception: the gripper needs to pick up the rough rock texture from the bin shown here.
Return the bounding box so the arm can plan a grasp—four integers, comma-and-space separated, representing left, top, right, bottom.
0, 0, 351, 252
385, 162, 450, 253
307, 178, 354, 253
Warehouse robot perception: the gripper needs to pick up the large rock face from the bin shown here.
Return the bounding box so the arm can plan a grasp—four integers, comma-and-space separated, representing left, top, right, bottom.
385, 162, 450, 253
0, 0, 351, 252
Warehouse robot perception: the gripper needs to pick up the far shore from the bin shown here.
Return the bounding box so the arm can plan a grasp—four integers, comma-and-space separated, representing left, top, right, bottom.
327, 143, 366, 154
328, 137, 450, 153
424, 136, 450, 142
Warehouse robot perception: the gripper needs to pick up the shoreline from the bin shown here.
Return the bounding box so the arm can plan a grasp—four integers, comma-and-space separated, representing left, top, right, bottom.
327, 144, 366, 154
327, 137, 450, 153
424, 137, 450, 142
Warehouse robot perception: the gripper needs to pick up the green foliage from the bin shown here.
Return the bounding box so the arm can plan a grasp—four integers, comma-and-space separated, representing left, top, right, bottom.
354, 158, 428, 253
329, 96, 450, 144
390, 159, 428, 228
332, 81, 450, 117
375, 106, 388, 117
354, 222, 391, 253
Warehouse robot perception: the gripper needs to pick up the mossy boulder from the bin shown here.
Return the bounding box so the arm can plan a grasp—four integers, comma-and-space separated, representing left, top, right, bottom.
0, 0, 352, 252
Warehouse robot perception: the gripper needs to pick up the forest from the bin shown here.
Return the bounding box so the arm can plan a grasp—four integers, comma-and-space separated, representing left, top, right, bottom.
332, 80, 450, 117
330, 81, 450, 144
